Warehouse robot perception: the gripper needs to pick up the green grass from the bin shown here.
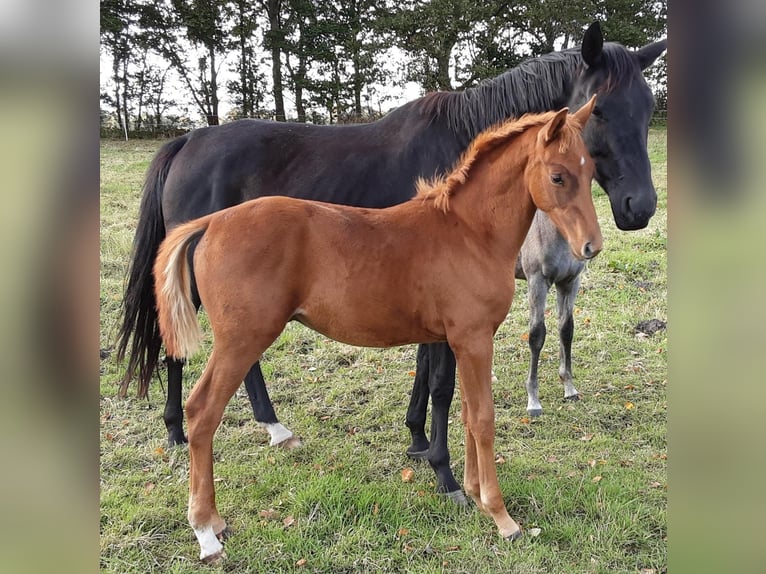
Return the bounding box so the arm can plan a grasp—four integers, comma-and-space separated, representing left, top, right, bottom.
100, 128, 667, 573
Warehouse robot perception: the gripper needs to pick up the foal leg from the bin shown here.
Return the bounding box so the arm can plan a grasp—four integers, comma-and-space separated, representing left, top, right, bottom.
556, 275, 581, 401
186, 349, 250, 563
164, 357, 188, 447
452, 335, 521, 540
243, 361, 301, 449
405, 344, 432, 458
186, 327, 279, 563
525, 274, 550, 417
424, 343, 464, 502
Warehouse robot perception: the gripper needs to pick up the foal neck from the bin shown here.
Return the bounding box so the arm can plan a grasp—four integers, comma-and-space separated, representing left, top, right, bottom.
446, 129, 539, 247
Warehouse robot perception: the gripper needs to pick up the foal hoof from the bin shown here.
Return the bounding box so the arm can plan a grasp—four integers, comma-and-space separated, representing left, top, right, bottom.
565, 394, 580, 402
216, 526, 232, 542
275, 436, 303, 450
440, 490, 470, 507
527, 408, 543, 418
503, 528, 523, 542
201, 550, 226, 565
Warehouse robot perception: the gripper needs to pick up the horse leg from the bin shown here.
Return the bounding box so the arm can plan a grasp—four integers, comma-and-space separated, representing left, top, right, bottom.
164, 357, 188, 447
460, 392, 481, 509
556, 275, 581, 401
452, 335, 521, 540
424, 343, 465, 503
163, 287, 201, 447
405, 344, 432, 459
187, 325, 280, 563
185, 349, 247, 563
243, 362, 301, 449
525, 274, 550, 417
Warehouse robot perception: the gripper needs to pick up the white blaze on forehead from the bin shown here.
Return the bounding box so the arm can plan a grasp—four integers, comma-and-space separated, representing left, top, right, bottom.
580, 156, 586, 166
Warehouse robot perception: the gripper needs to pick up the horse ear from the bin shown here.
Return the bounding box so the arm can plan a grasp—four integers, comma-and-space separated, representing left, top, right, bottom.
582, 21, 604, 67
541, 108, 570, 145
636, 38, 667, 70
572, 95, 597, 126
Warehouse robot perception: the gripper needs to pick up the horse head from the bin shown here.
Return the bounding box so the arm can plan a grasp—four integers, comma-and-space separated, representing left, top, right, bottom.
528, 97, 603, 261
569, 21, 666, 230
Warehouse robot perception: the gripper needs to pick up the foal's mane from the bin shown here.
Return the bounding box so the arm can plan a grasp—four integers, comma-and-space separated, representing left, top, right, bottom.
415, 111, 583, 213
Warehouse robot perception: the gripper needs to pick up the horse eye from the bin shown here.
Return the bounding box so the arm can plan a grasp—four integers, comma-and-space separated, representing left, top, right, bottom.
591, 106, 603, 118
550, 174, 564, 185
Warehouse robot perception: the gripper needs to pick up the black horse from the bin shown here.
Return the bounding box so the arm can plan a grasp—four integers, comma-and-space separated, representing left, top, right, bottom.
117, 22, 666, 499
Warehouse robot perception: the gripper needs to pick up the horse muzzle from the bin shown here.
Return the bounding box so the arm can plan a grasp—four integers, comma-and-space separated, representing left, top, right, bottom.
580, 240, 602, 260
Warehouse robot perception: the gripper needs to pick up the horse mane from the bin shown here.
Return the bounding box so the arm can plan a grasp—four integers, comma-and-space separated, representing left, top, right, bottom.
414, 42, 639, 142
415, 111, 584, 213
599, 42, 642, 92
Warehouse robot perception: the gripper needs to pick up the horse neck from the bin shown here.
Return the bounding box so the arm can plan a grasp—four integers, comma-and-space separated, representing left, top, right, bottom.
430, 50, 580, 143
448, 132, 539, 258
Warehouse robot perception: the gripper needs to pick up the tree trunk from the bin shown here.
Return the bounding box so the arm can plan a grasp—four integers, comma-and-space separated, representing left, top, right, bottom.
435, 50, 452, 91
352, 50, 362, 117
112, 57, 123, 132
208, 47, 219, 125
294, 58, 306, 123
265, 0, 286, 121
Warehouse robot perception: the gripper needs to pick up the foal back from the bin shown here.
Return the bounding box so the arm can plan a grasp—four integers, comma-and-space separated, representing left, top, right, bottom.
194, 197, 464, 350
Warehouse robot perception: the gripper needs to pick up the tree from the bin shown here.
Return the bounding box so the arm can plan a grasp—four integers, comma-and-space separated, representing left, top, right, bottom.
101, 0, 135, 133
227, 0, 267, 118
138, 0, 230, 126
282, 0, 317, 122
384, 0, 480, 92
258, 0, 287, 121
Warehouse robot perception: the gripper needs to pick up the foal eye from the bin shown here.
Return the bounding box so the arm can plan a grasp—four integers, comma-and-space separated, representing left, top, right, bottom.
592, 106, 603, 118
550, 174, 564, 185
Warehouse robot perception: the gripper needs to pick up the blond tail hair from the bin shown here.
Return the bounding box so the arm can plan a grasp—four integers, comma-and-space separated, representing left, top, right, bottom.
153, 216, 212, 359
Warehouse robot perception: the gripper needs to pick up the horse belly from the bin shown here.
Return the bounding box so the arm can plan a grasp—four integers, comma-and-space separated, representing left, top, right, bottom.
294, 283, 444, 349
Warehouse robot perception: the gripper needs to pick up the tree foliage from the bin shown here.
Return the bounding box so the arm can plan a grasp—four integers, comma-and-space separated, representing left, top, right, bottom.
100, 0, 667, 131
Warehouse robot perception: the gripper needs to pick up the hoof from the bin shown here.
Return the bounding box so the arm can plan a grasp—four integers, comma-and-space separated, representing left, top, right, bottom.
406, 448, 429, 461
565, 394, 580, 402
503, 528, 523, 542
440, 490, 470, 507
167, 433, 188, 448
275, 436, 303, 450
527, 408, 543, 418
216, 526, 232, 542
201, 550, 226, 565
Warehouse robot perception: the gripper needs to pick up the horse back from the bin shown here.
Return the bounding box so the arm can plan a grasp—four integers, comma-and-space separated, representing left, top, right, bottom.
160, 112, 464, 229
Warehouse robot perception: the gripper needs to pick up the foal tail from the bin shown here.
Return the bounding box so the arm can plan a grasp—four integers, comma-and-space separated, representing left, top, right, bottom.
153, 216, 213, 360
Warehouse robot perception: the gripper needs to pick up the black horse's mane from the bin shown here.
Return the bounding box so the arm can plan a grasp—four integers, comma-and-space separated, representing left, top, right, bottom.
414, 42, 639, 143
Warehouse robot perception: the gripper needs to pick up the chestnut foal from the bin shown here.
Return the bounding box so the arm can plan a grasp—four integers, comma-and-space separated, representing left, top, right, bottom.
154, 99, 601, 562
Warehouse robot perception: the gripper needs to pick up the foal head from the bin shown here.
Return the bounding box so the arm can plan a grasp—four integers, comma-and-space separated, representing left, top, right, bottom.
526, 97, 603, 260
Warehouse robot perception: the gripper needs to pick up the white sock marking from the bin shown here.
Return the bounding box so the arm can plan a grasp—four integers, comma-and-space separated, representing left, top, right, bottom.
261, 422, 294, 446
193, 524, 223, 560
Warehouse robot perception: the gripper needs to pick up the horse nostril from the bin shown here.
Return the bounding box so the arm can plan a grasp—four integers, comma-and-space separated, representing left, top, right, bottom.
582, 242, 594, 259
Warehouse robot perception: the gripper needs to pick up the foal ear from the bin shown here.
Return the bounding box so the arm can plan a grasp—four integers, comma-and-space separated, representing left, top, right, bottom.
572, 94, 597, 127
541, 108, 570, 145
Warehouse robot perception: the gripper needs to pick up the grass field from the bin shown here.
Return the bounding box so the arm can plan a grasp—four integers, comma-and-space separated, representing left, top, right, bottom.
100, 128, 667, 573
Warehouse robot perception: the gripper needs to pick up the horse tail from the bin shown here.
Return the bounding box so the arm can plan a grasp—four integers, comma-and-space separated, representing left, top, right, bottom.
115, 135, 188, 398
154, 217, 213, 361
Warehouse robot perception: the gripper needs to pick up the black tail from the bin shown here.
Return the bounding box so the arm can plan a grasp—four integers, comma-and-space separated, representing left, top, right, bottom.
115, 135, 189, 398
